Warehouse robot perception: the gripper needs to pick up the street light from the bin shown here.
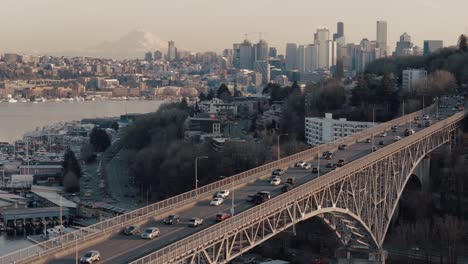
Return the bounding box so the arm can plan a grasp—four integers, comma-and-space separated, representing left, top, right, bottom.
277, 134, 288, 160
74, 233, 78, 264
220, 176, 235, 216
195, 156, 208, 197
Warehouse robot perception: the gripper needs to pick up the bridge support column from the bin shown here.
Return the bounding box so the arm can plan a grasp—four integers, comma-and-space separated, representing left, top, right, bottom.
368, 249, 388, 264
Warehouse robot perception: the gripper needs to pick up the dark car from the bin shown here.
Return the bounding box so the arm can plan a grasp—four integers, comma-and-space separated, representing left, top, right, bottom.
338, 144, 348, 150
164, 214, 180, 225
336, 159, 345, 167
247, 194, 256, 202
326, 162, 335, 168
272, 168, 285, 176
322, 150, 334, 159
425, 120, 431, 127
378, 141, 384, 146
123, 225, 140, 235
254, 191, 271, 204
287, 177, 296, 185
215, 213, 231, 222
281, 184, 293, 193
312, 167, 320, 174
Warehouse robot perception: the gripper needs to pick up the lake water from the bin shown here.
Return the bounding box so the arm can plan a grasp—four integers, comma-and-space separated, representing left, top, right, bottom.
0, 100, 164, 142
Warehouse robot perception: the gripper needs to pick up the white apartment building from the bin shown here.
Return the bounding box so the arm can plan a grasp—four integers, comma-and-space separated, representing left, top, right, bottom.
305, 113, 375, 146
402, 69, 427, 92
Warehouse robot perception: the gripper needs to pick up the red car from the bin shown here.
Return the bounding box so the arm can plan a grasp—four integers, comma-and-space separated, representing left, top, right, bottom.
215, 213, 231, 222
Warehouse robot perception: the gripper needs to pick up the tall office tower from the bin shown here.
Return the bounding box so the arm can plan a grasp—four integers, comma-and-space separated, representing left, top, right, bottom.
315, 28, 331, 68
254, 39, 269, 62
144, 51, 153, 61
239, 40, 254, 70
167, 40, 177, 61
154, 50, 163, 60
232, 44, 241, 68
376, 21, 388, 57
333, 22, 344, 40
254, 60, 270, 84
269, 47, 277, 58
423, 40, 443, 55
285, 43, 298, 70
296, 45, 306, 73
394, 32, 414, 56
305, 44, 318, 72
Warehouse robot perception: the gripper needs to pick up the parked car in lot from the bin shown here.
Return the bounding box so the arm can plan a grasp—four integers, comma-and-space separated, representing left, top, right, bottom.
270, 177, 281, 186
164, 214, 180, 225
188, 218, 204, 227
272, 168, 285, 176
123, 225, 140, 235
338, 144, 348, 150
80, 250, 100, 263
281, 184, 293, 193
141, 227, 160, 239
312, 166, 320, 173
294, 161, 306, 167
210, 197, 224, 206
214, 190, 230, 198
215, 213, 231, 222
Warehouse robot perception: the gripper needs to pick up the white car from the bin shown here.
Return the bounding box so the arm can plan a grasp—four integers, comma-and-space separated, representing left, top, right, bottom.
302, 163, 312, 170
270, 177, 281, 186
423, 115, 430, 120
394, 136, 402, 141
141, 227, 160, 239
214, 190, 230, 198
188, 218, 204, 227
380, 132, 387, 137
294, 161, 306, 167
79, 250, 100, 263
210, 197, 224, 206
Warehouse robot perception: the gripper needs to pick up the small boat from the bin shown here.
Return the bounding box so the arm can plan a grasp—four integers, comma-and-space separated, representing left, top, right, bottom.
8, 98, 18, 103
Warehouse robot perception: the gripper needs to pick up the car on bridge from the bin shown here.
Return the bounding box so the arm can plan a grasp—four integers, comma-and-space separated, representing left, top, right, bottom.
336, 159, 346, 167
425, 120, 431, 127
281, 184, 293, 193
312, 166, 320, 173
272, 168, 285, 176
302, 163, 312, 170
210, 197, 224, 206
338, 144, 348, 150
404, 129, 415, 136
123, 225, 140, 235
188, 218, 204, 227
254, 191, 271, 204
294, 161, 306, 167
79, 250, 100, 263
270, 177, 281, 186
214, 190, 230, 198
423, 114, 430, 120
141, 227, 160, 239
215, 213, 231, 222
365, 138, 372, 143
394, 136, 402, 141
164, 214, 180, 225
378, 140, 385, 146
287, 177, 296, 185
392, 126, 398, 132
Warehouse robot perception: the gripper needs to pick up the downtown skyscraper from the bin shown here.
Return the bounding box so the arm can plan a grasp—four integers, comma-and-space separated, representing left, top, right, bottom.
376, 21, 388, 57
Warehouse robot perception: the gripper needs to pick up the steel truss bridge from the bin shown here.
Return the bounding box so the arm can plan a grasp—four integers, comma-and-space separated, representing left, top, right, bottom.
1, 105, 466, 264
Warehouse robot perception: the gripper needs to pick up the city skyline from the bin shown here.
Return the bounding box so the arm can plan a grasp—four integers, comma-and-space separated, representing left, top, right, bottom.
1, 0, 467, 57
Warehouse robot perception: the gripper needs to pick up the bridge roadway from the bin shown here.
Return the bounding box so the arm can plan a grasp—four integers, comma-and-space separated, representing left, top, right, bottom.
48, 98, 460, 263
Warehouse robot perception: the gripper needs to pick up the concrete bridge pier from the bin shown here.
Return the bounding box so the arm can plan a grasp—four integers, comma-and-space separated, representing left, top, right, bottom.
412, 156, 431, 193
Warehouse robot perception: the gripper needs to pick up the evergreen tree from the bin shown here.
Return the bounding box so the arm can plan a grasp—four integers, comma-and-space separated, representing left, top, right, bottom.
459, 34, 467, 52
198, 92, 207, 102
206, 89, 215, 100
62, 148, 82, 181
217, 84, 231, 99
89, 127, 111, 152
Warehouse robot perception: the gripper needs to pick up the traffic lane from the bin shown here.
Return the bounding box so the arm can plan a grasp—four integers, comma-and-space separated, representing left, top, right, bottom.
51, 108, 457, 263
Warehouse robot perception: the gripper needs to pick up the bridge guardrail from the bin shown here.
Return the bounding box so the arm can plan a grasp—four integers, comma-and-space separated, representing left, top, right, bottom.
0, 105, 436, 264
130, 108, 465, 264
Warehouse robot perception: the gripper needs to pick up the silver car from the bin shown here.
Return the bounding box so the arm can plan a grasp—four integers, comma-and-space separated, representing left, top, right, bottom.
80, 250, 100, 263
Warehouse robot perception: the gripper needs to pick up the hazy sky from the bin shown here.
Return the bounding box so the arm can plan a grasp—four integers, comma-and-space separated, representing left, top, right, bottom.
1, 0, 467, 55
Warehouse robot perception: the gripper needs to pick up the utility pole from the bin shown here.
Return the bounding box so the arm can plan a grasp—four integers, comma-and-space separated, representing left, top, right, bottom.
195, 156, 208, 197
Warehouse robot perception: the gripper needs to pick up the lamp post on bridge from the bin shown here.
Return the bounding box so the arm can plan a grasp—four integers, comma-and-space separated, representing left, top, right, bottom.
195, 156, 208, 198
277, 134, 288, 160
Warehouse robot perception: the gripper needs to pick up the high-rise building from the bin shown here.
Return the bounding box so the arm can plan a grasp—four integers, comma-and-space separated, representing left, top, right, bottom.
315, 28, 335, 69
285, 43, 298, 70
167, 40, 177, 61
305, 44, 318, 72
376, 21, 388, 57
144, 51, 153, 61
269, 47, 277, 58
254, 39, 269, 62
333, 22, 344, 40
254, 60, 270, 84
296, 45, 306, 73
239, 40, 254, 70
423, 40, 443, 55
394, 32, 414, 56
154, 50, 163, 60
232, 44, 241, 68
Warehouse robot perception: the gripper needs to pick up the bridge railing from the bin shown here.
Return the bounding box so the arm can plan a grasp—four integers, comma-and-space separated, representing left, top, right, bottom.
0, 105, 436, 264
130, 108, 465, 264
